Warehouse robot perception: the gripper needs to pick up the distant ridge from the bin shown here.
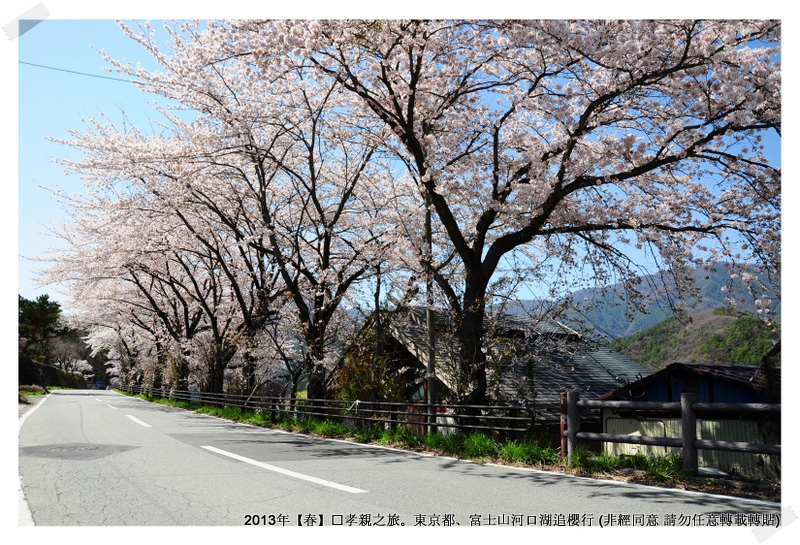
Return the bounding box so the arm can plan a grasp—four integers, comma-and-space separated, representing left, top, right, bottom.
505, 264, 779, 340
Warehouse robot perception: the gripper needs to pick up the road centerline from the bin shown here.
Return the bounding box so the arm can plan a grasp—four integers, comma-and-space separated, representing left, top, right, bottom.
126, 415, 152, 427
201, 445, 367, 494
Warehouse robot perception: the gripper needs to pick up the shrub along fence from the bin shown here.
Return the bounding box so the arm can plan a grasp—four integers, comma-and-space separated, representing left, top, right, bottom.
118, 384, 534, 436
561, 390, 781, 477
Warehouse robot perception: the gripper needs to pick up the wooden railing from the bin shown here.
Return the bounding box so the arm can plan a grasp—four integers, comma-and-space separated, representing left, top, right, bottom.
561, 390, 781, 476
118, 384, 534, 435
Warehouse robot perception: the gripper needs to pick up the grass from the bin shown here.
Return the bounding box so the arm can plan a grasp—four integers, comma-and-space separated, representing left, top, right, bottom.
19, 384, 80, 404
568, 447, 684, 483
639, 453, 684, 482
19, 384, 55, 403
115, 389, 695, 489
376, 426, 423, 448
499, 440, 560, 466
18, 384, 76, 395
569, 448, 620, 473
307, 419, 350, 437
463, 432, 499, 459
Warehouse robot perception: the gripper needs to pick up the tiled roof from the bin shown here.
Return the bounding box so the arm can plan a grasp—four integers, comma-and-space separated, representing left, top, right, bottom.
597, 362, 781, 401
386, 307, 650, 419
499, 339, 649, 419
671, 363, 760, 384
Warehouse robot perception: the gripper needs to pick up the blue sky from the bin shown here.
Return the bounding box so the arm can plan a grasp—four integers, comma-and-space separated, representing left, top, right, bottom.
16, 19, 173, 303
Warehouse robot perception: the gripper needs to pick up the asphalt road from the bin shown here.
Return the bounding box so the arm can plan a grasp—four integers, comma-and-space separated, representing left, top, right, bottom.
18, 389, 782, 528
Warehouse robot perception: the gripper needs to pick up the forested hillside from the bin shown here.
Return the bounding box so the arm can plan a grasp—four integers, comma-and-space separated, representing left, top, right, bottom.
608, 308, 780, 370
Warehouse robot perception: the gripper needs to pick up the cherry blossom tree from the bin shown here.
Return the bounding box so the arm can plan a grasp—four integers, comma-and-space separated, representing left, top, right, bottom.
42, 21, 396, 398
44, 331, 94, 375
207, 19, 780, 404
98, 22, 397, 399
39, 144, 255, 393
83, 320, 136, 387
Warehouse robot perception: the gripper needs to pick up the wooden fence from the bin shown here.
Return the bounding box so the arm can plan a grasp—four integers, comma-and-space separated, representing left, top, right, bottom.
118, 384, 534, 435
561, 390, 781, 477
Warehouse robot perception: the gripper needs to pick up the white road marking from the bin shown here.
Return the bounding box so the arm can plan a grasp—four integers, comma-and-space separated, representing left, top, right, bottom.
95, 398, 103, 402
126, 415, 152, 427
19, 476, 35, 526
19, 395, 48, 526
107, 405, 118, 409
18, 394, 48, 432
201, 446, 367, 494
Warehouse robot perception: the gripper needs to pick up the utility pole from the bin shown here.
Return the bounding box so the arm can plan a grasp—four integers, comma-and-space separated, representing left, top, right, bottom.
425, 191, 436, 432
372, 263, 381, 404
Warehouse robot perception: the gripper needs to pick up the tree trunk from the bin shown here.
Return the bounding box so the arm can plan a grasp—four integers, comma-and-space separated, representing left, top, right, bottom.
208, 358, 226, 394
457, 285, 488, 406
206, 346, 233, 394
306, 357, 327, 401
305, 322, 327, 401
243, 350, 257, 395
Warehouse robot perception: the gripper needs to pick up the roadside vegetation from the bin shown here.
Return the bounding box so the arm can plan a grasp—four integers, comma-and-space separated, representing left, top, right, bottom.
18, 384, 76, 404
19, 385, 49, 396
19, 384, 50, 404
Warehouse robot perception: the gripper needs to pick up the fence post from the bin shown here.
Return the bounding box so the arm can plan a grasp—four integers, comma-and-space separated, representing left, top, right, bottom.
560, 393, 567, 459
427, 401, 437, 435
681, 392, 698, 477
566, 390, 580, 465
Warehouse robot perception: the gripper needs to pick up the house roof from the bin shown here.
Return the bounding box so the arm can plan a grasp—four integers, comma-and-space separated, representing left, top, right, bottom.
386, 307, 649, 419
386, 307, 582, 375
499, 338, 649, 418
597, 362, 781, 401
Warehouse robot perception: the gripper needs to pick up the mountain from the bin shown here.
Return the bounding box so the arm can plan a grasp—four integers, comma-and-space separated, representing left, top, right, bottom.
509, 264, 780, 340
608, 307, 781, 370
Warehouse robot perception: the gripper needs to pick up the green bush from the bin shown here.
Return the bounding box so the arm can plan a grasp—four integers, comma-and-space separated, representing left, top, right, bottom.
382, 426, 422, 447
423, 432, 445, 450
464, 432, 500, 459
568, 449, 684, 481
643, 454, 684, 482
309, 419, 349, 437
354, 425, 383, 443
440, 432, 466, 455
498, 440, 529, 464
499, 440, 559, 465
567, 448, 619, 473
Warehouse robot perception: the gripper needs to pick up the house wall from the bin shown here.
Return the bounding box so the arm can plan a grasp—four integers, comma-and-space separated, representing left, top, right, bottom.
602, 411, 780, 481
